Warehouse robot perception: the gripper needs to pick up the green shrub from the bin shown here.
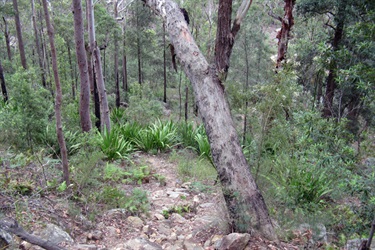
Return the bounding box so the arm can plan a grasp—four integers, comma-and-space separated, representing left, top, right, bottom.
97, 126, 134, 160
0, 69, 52, 150
104, 163, 130, 182
133, 120, 177, 153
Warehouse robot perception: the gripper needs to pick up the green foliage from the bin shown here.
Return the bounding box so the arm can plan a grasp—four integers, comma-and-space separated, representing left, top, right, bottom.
103, 163, 130, 182
0, 69, 52, 150
96, 187, 149, 215
162, 204, 193, 219
170, 150, 216, 182
125, 84, 164, 125
194, 133, 212, 164
133, 120, 177, 153
97, 126, 134, 160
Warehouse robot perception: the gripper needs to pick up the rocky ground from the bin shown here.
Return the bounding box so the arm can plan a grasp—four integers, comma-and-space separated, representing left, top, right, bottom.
0, 153, 371, 249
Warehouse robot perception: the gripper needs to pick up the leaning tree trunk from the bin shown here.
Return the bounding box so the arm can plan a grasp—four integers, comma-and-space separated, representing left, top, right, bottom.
72, 0, 92, 132
87, 0, 111, 132
42, 0, 70, 186
141, 0, 276, 240
13, 0, 28, 69
0, 59, 8, 103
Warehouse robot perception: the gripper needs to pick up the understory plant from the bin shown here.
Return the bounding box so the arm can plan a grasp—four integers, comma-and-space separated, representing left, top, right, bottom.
97, 126, 133, 160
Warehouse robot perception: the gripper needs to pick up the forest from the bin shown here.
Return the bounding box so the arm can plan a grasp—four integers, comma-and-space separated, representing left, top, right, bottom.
0, 0, 374, 249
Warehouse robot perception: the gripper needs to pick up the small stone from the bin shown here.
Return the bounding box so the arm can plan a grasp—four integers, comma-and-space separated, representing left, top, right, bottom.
218, 233, 251, 250
183, 239, 204, 250
199, 203, 214, 208
181, 182, 192, 189
73, 244, 97, 250
169, 232, 177, 241
87, 230, 102, 240
127, 216, 144, 228
154, 213, 165, 220
169, 213, 187, 224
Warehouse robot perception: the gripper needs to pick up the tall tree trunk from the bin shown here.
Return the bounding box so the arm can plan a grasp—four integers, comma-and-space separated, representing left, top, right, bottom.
114, 1, 120, 108
67, 43, 76, 99
136, 8, 143, 84
273, 0, 295, 70
87, 0, 111, 132
31, 0, 46, 87
214, 0, 252, 81
2, 17, 12, 61
122, 25, 128, 93
323, 19, 344, 118
163, 21, 167, 103
184, 85, 188, 122
141, 0, 276, 240
0, 59, 8, 103
41, 0, 70, 186
73, 0, 92, 132
243, 34, 250, 145
12, 0, 28, 69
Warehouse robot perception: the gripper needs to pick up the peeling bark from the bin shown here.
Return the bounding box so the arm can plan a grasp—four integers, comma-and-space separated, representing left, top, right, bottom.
275, 0, 295, 70
87, 0, 111, 132
141, 0, 276, 240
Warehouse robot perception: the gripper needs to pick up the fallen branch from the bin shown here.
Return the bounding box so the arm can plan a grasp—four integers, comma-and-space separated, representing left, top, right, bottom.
0, 217, 65, 250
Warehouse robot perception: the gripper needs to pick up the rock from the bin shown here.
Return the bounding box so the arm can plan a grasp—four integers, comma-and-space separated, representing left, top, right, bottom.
210, 234, 224, 248
106, 226, 119, 238
217, 233, 251, 250
127, 216, 144, 228
169, 213, 187, 224
166, 191, 190, 199
154, 213, 165, 220
183, 239, 204, 250
38, 223, 74, 245
155, 223, 172, 235
104, 208, 127, 217
199, 203, 214, 208
346, 238, 375, 250
113, 237, 163, 250
0, 229, 13, 249
87, 230, 103, 241
73, 244, 98, 250
298, 223, 327, 243
181, 182, 192, 189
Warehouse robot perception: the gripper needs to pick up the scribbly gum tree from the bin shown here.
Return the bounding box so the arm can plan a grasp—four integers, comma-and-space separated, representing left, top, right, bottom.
140, 0, 277, 240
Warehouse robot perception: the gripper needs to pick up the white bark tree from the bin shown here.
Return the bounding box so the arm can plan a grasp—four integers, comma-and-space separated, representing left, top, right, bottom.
140, 0, 277, 240
87, 0, 111, 132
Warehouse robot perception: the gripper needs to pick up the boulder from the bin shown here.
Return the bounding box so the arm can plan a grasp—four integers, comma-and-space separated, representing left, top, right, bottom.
217, 233, 251, 250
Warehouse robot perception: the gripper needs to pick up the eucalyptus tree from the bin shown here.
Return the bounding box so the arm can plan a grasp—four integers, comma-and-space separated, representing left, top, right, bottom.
12, 0, 27, 69
297, 0, 375, 129
87, 0, 111, 132
2, 16, 12, 61
140, 0, 277, 240
73, 0, 92, 132
0, 59, 8, 103
31, 0, 47, 87
42, 0, 70, 186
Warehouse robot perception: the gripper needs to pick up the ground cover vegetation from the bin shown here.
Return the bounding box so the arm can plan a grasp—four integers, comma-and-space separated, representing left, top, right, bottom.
0, 0, 374, 248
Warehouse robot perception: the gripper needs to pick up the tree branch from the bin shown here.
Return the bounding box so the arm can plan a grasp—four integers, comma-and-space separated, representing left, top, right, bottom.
231, 0, 253, 37
0, 218, 66, 250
